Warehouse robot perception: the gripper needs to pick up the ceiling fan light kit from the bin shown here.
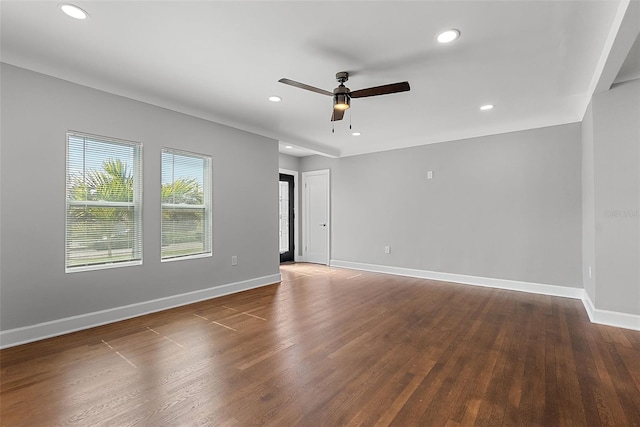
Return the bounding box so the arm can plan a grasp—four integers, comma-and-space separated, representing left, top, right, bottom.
278, 71, 410, 126
333, 93, 350, 111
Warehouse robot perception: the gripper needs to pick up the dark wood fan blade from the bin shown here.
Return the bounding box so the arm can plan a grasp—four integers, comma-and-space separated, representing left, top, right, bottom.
331, 108, 345, 121
350, 81, 410, 98
278, 78, 333, 96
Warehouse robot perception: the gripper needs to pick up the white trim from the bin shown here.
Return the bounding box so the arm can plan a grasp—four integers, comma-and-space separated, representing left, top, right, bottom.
331, 260, 640, 331
0, 273, 281, 349
582, 291, 596, 321
66, 259, 142, 273
330, 260, 583, 299
161, 252, 212, 263
582, 291, 640, 331
279, 168, 299, 262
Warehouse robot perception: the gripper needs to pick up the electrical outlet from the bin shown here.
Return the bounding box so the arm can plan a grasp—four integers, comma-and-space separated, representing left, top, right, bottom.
385, 246, 390, 254
232, 256, 238, 266
427, 171, 433, 179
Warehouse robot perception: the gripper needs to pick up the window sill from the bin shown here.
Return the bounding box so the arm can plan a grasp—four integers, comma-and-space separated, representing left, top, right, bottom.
161, 252, 212, 263
66, 260, 142, 273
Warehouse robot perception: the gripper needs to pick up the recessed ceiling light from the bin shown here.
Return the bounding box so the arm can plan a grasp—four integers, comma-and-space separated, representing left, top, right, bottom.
59, 4, 88, 20
268, 96, 282, 102
285, 145, 293, 149
352, 132, 361, 136
480, 104, 494, 111
437, 29, 460, 43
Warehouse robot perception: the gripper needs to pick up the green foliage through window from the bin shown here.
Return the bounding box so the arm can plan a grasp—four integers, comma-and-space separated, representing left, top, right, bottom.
66, 133, 142, 270
161, 149, 212, 260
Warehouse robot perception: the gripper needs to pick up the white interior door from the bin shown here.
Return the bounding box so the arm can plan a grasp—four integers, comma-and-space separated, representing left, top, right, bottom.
302, 170, 330, 265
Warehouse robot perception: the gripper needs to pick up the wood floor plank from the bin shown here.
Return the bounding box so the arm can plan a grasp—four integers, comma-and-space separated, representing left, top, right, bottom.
1, 263, 639, 426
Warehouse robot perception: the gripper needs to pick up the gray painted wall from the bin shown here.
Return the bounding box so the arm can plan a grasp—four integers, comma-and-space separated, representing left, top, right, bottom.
279, 153, 300, 172
591, 79, 640, 315
301, 124, 583, 288
0, 64, 280, 331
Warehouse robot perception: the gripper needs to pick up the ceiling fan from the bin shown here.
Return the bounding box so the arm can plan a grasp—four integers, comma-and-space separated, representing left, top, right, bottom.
278, 72, 410, 121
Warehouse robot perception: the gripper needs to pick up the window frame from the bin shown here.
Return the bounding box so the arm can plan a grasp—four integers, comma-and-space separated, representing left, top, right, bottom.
160, 147, 212, 262
65, 131, 143, 273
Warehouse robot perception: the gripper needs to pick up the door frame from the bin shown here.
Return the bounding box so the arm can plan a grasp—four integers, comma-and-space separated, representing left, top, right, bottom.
302, 169, 330, 265
279, 168, 299, 262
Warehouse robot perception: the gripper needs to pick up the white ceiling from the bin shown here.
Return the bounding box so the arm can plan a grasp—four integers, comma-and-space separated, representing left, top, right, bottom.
0, 1, 635, 158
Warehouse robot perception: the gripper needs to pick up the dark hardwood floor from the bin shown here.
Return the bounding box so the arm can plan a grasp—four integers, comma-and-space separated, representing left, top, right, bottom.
1, 263, 639, 426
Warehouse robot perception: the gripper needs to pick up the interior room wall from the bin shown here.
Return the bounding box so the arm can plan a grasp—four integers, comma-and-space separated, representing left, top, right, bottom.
279, 153, 300, 172
0, 64, 280, 338
301, 123, 583, 289
589, 78, 640, 315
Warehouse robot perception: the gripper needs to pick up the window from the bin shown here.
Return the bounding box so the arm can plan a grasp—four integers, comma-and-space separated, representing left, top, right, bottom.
161, 148, 212, 260
66, 132, 142, 271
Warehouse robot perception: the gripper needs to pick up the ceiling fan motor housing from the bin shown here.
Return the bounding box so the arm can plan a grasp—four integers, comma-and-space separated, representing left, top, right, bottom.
335, 71, 349, 83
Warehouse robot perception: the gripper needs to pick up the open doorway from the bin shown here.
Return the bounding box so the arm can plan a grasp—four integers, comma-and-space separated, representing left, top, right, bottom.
279, 173, 295, 263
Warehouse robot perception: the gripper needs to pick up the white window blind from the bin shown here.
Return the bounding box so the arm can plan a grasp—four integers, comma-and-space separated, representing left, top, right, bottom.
66, 132, 143, 271
161, 148, 212, 260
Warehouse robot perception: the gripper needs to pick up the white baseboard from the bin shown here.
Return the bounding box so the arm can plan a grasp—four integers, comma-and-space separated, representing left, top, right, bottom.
0, 273, 281, 349
331, 260, 640, 331
582, 291, 640, 331
330, 260, 584, 299
582, 291, 596, 320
